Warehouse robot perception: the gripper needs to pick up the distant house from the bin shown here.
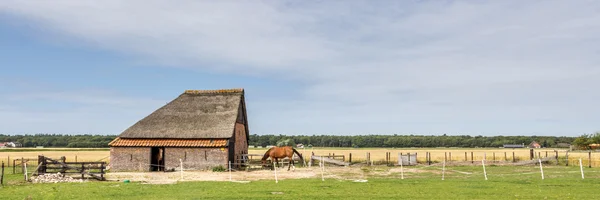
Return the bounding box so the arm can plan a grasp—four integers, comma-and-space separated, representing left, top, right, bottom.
528, 141, 541, 148
296, 143, 304, 148
2, 142, 23, 148
503, 144, 525, 148
590, 144, 600, 150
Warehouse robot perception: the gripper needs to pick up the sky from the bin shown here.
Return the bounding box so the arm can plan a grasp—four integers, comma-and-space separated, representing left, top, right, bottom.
0, 0, 599, 137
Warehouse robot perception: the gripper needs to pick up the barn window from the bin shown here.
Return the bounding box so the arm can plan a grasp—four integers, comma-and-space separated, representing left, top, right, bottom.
184, 151, 187, 161
130, 154, 133, 161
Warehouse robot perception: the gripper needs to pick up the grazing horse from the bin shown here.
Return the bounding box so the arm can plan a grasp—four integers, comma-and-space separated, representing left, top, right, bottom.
261, 146, 304, 171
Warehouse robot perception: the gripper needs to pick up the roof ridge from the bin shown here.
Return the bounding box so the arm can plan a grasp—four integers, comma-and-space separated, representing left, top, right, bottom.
184, 88, 244, 94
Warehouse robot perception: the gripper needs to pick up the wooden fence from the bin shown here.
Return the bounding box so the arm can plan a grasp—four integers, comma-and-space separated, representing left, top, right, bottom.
302, 149, 600, 167
36, 155, 106, 181
12, 158, 37, 174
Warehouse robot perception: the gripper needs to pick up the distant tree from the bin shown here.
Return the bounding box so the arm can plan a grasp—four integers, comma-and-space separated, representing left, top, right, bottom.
276, 138, 295, 147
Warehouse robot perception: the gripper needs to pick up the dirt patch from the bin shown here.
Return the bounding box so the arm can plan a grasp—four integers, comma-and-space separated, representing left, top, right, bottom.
105, 164, 488, 184
107, 167, 322, 184
106, 165, 400, 184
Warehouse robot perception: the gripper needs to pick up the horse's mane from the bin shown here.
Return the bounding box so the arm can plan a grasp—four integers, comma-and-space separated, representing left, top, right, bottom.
291, 148, 304, 161
261, 147, 274, 161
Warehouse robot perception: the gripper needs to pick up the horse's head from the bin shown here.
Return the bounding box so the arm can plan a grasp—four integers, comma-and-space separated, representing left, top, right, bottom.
260, 159, 270, 169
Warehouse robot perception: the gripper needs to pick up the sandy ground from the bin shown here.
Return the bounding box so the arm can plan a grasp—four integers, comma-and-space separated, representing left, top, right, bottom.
105, 166, 362, 184
104, 163, 471, 184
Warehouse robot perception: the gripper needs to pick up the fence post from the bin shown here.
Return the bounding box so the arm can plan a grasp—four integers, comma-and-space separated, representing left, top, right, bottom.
349, 153, 352, 163
471, 152, 474, 164
444, 152, 447, 162
37, 155, 44, 175
493, 153, 495, 162
426, 152, 430, 165
589, 151, 592, 168
464, 152, 467, 161
81, 163, 85, 179
566, 151, 569, 166
530, 149, 534, 160
400, 153, 403, 166
23, 162, 27, 181
415, 152, 418, 163
504, 152, 507, 161
101, 163, 105, 181
482, 159, 488, 180
538, 159, 544, 180
512, 152, 515, 163
1, 162, 4, 186
428, 152, 431, 165
579, 158, 585, 179
386, 152, 389, 165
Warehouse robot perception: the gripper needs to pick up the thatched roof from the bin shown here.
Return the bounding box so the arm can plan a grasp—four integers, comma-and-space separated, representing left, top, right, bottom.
108, 138, 228, 147
117, 88, 247, 139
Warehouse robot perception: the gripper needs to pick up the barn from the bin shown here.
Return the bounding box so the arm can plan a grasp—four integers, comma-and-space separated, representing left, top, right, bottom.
108, 88, 249, 172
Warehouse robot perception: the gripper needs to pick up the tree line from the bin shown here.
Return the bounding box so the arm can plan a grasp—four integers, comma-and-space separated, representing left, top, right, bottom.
249, 134, 577, 148
0, 133, 588, 148
0, 134, 115, 148
571, 132, 600, 150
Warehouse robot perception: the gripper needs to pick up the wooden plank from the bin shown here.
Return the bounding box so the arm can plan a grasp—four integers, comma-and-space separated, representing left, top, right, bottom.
311, 156, 349, 166
59, 162, 107, 164
44, 167, 105, 169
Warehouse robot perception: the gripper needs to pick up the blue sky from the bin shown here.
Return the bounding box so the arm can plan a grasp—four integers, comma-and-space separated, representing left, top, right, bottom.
1, 0, 599, 136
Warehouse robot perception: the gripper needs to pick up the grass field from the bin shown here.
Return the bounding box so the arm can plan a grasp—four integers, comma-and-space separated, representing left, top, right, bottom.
1, 147, 599, 167
1, 165, 598, 199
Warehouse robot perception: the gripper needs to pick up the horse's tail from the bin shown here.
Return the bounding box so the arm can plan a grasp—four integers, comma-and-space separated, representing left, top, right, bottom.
292, 148, 304, 163
261, 147, 273, 161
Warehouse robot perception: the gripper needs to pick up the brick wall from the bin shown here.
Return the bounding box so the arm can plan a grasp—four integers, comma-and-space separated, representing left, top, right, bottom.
164, 147, 228, 171
109, 147, 150, 172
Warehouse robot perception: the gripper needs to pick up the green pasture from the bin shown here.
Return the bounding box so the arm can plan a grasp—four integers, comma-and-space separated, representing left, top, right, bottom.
1, 165, 598, 199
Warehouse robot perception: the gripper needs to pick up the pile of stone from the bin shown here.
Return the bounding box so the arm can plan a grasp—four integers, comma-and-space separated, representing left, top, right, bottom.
31, 172, 85, 183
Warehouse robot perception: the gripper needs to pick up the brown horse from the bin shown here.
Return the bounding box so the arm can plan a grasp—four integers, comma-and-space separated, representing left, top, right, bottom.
261, 146, 304, 171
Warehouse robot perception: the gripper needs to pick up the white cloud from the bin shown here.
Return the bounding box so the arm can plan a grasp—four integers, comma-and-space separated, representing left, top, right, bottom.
1, 0, 600, 135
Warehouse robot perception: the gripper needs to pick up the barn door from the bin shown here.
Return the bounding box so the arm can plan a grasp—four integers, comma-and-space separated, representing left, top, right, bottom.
228, 139, 235, 167
150, 147, 165, 171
